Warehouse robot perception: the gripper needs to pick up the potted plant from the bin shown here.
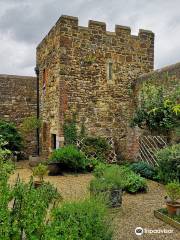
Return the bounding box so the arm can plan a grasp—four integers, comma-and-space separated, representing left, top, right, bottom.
165, 181, 180, 216
32, 163, 48, 188
89, 178, 123, 208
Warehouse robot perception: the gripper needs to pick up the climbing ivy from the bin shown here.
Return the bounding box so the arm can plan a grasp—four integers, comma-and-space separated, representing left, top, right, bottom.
63, 114, 77, 145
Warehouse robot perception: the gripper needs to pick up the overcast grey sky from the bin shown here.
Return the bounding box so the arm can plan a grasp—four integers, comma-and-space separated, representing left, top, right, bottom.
0, 0, 179, 76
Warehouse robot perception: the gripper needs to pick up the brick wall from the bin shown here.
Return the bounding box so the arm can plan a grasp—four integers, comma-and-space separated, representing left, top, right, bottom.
0, 74, 37, 157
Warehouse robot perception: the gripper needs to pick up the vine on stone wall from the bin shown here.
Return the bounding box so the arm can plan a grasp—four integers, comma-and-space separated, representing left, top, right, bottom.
63, 114, 77, 145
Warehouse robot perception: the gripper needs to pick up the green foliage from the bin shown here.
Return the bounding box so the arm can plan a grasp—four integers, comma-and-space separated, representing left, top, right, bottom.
20, 116, 42, 134
93, 162, 110, 178
165, 181, 180, 203
156, 144, 180, 183
82, 136, 110, 161
49, 145, 88, 171
132, 84, 180, 132
129, 161, 157, 180
63, 115, 77, 145
10, 180, 60, 239
32, 163, 48, 182
0, 172, 60, 240
43, 198, 112, 240
0, 120, 23, 152
91, 164, 147, 194
0, 139, 14, 181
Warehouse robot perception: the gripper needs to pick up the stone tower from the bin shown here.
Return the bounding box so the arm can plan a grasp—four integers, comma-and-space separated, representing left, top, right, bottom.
36, 15, 154, 159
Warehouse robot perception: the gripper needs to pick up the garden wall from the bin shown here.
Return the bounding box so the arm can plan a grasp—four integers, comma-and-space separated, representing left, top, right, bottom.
0, 74, 37, 157
133, 62, 180, 144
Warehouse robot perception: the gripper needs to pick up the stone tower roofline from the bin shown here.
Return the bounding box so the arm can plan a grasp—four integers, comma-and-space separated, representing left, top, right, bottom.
37, 15, 154, 50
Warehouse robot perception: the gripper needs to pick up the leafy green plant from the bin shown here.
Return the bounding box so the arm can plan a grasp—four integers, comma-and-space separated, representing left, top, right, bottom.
82, 136, 110, 161
91, 164, 147, 194
165, 181, 180, 203
44, 198, 112, 240
20, 116, 42, 134
129, 161, 157, 180
131, 83, 180, 133
63, 115, 77, 145
123, 173, 148, 193
0, 119, 23, 152
48, 145, 88, 172
156, 144, 180, 183
32, 163, 48, 182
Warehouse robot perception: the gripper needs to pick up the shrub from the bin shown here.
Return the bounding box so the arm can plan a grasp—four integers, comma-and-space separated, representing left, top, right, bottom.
49, 145, 88, 171
129, 161, 157, 180
0, 120, 23, 152
44, 198, 112, 240
81, 136, 110, 161
91, 164, 147, 194
0, 172, 60, 239
165, 181, 180, 203
156, 144, 180, 183
20, 116, 42, 134
32, 163, 48, 182
131, 83, 180, 133
123, 173, 148, 193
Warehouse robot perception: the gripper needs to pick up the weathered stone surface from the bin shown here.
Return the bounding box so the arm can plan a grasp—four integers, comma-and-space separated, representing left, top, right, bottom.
0, 74, 37, 157
36, 15, 154, 159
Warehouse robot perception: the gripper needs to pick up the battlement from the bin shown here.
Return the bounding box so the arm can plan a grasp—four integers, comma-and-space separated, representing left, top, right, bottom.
37, 15, 154, 49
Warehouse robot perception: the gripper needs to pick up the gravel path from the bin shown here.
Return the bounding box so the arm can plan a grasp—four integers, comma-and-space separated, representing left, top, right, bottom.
10, 161, 180, 240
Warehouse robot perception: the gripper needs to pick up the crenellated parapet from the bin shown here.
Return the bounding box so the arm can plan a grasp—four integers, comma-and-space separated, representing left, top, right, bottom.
37, 15, 154, 49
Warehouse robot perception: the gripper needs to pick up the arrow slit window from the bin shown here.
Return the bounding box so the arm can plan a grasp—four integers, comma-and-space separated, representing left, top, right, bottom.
107, 62, 113, 81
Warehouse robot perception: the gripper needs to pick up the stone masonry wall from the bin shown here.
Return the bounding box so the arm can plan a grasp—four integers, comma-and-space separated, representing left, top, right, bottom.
37, 15, 154, 159
0, 74, 37, 157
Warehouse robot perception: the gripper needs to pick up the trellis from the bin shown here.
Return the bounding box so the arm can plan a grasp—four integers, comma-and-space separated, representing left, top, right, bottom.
76, 137, 117, 163
136, 135, 167, 166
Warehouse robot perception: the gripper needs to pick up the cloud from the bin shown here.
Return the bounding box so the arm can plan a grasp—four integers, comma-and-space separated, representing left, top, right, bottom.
0, 0, 180, 75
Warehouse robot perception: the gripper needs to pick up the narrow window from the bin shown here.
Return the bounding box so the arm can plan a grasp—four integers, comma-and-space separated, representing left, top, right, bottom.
43, 69, 48, 93
108, 62, 113, 81
51, 134, 56, 149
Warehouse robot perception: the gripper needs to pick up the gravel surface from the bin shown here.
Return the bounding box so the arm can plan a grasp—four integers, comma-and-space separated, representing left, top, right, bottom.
10, 161, 180, 240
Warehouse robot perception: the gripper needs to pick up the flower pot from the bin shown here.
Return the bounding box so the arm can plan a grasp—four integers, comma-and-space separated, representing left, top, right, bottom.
29, 155, 41, 167
91, 188, 123, 208
166, 202, 180, 216
109, 189, 123, 208
33, 181, 42, 188
48, 163, 62, 176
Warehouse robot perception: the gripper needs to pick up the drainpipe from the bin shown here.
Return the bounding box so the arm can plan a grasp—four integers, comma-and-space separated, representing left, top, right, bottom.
34, 66, 40, 156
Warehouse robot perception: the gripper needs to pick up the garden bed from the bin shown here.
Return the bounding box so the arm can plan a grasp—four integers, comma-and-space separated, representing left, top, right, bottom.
154, 209, 180, 231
